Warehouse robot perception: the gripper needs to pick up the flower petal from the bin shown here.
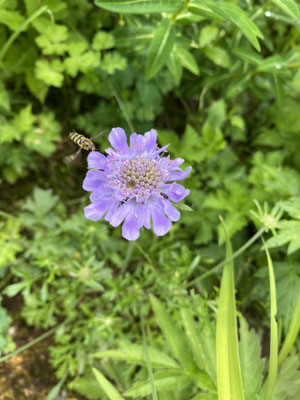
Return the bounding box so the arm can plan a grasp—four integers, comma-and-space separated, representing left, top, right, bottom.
84, 199, 111, 221
108, 127, 129, 154
168, 158, 185, 170
109, 202, 131, 227
90, 187, 113, 202
168, 166, 192, 181
87, 152, 107, 169
83, 170, 106, 191
162, 199, 180, 221
105, 199, 120, 222
166, 183, 190, 202
130, 133, 144, 153
122, 212, 141, 241
150, 204, 172, 236
144, 129, 157, 153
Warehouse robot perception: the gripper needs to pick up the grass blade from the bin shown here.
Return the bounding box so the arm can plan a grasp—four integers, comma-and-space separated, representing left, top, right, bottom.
216, 217, 244, 400
92, 368, 125, 400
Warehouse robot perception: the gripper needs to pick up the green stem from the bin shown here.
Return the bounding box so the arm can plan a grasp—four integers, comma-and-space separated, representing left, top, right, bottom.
0, 322, 64, 363
185, 227, 265, 288
278, 288, 300, 365
121, 241, 135, 271
107, 80, 135, 133
0, 6, 48, 63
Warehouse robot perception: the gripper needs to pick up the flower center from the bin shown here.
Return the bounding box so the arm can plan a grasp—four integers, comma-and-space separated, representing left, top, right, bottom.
111, 157, 163, 202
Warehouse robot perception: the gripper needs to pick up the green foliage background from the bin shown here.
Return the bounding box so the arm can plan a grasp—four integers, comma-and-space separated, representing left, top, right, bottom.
1, 0, 300, 398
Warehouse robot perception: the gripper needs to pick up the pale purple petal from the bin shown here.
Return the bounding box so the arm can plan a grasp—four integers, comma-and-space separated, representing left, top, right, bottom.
151, 206, 172, 236
162, 199, 180, 221
168, 166, 192, 181
167, 183, 190, 202
130, 133, 144, 153
87, 152, 107, 169
168, 158, 184, 170
84, 199, 111, 221
105, 200, 120, 221
83, 170, 106, 191
90, 188, 113, 202
109, 202, 131, 227
108, 127, 129, 154
144, 129, 157, 153
122, 212, 141, 241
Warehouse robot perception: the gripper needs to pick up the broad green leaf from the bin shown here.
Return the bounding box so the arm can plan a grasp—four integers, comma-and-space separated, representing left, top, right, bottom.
150, 295, 195, 371
188, 0, 263, 51
239, 317, 264, 400
93, 341, 179, 369
174, 46, 199, 75
199, 25, 219, 48
95, 0, 183, 14
146, 19, 175, 80
125, 370, 190, 397
168, 51, 182, 84
0, 123, 21, 143
113, 27, 153, 48
273, 355, 300, 399
216, 219, 244, 400
0, 9, 24, 30
271, 0, 300, 21
92, 368, 124, 400
204, 47, 231, 68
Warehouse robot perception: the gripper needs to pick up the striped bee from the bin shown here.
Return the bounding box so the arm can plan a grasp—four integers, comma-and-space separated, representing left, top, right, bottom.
64, 130, 105, 163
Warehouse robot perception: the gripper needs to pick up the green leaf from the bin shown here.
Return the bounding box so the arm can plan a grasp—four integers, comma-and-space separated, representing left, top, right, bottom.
266, 220, 300, 254
101, 52, 127, 74
188, 0, 263, 51
204, 46, 231, 68
271, 0, 300, 21
35, 24, 68, 55
14, 104, 35, 133
114, 26, 153, 50
0, 123, 21, 143
93, 341, 179, 369
0, 9, 24, 30
199, 25, 219, 48
64, 42, 100, 77
216, 219, 244, 400
150, 295, 196, 371
0, 81, 10, 113
174, 46, 199, 75
35, 59, 64, 87
25, 71, 48, 103
273, 355, 300, 399
92, 368, 125, 400
261, 242, 278, 400
92, 31, 115, 50
124, 370, 190, 397
174, 202, 193, 212
95, 0, 183, 14
146, 19, 175, 80
239, 317, 264, 400
22, 187, 58, 217
167, 51, 182, 84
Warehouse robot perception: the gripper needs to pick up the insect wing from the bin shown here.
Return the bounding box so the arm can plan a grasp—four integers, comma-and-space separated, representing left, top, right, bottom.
64, 147, 82, 164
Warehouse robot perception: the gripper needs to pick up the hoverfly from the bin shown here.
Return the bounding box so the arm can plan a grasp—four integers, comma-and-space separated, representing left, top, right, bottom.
64, 130, 106, 164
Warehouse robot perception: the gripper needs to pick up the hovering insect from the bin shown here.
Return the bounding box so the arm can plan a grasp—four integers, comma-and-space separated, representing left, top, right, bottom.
64, 130, 105, 164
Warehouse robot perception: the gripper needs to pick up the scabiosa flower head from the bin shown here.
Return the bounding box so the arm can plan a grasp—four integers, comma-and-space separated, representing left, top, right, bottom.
83, 128, 191, 241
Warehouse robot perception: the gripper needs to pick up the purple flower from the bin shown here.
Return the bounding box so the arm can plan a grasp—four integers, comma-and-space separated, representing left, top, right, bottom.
83, 128, 191, 241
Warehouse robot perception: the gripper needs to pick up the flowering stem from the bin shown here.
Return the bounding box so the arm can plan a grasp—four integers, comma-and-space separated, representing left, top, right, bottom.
185, 227, 265, 288
108, 80, 135, 133
121, 241, 135, 271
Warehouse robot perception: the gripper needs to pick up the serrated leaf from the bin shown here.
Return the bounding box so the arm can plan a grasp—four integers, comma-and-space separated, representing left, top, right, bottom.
146, 19, 175, 80
35, 24, 68, 55
95, 0, 183, 14
239, 317, 264, 400
101, 52, 127, 74
271, 0, 300, 21
35, 59, 64, 87
25, 71, 48, 103
125, 370, 190, 397
92, 368, 124, 400
22, 187, 58, 217
0, 123, 21, 143
266, 220, 300, 254
150, 295, 195, 371
93, 341, 179, 369
92, 31, 115, 50
273, 355, 300, 399
0, 9, 24, 30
